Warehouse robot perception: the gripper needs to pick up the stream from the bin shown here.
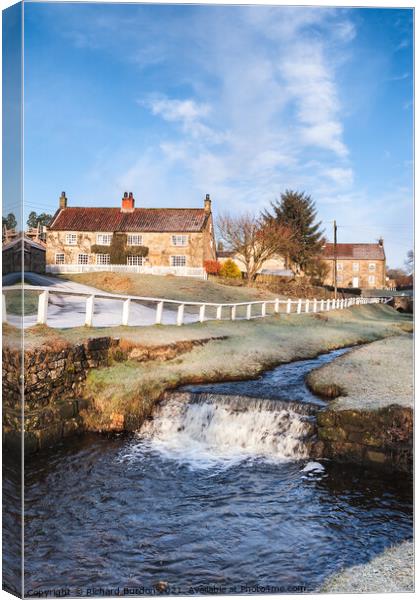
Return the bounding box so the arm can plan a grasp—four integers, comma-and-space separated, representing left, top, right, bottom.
7, 347, 413, 595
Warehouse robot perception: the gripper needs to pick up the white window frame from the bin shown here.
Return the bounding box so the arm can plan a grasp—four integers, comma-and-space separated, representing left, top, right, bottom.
78, 254, 89, 264
352, 262, 359, 272
127, 255, 144, 266
65, 233, 77, 246
368, 275, 376, 285
96, 233, 112, 246
170, 255, 187, 267
127, 234, 143, 246
171, 235, 188, 247
368, 263, 376, 271
96, 254, 110, 265
337, 262, 343, 271
55, 253, 65, 265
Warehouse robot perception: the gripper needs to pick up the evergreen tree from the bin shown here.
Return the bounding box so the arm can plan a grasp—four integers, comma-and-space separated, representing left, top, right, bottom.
27, 211, 53, 229
2, 212, 17, 230
263, 190, 324, 271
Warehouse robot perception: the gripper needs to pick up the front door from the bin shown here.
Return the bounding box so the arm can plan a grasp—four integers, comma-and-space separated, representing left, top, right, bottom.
352, 277, 359, 288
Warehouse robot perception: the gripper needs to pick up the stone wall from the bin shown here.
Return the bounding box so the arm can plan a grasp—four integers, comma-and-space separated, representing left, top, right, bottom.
313, 405, 413, 472
3, 335, 221, 455
3, 337, 117, 455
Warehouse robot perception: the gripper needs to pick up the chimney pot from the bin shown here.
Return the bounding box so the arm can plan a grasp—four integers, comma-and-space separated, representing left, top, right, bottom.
121, 191, 135, 213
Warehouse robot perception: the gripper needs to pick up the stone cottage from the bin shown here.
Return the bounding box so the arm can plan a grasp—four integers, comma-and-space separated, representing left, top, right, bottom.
321, 241, 386, 289
46, 192, 216, 274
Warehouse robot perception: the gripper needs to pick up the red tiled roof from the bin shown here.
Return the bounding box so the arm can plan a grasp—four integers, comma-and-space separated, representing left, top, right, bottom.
49, 207, 209, 233
322, 243, 385, 260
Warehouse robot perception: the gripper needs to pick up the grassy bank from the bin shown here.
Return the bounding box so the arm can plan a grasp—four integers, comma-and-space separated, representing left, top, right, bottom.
56, 272, 280, 303
321, 540, 414, 593
77, 304, 412, 430
307, 334, 413, 410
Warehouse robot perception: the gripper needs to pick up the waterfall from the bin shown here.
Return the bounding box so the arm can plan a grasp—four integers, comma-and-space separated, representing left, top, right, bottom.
135, 392, 316, 468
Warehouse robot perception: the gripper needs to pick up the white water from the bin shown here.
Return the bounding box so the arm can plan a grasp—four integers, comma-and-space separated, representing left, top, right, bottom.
133, 392, 315, 468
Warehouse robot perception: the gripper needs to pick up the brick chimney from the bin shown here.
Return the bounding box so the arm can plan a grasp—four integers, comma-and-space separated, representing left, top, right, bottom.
121, 191, 135, 213
204, 193, 212, 214
378, 237, 384, 247
59, 191, 68, 209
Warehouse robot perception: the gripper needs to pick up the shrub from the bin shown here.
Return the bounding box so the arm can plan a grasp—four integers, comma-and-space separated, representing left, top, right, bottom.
204, 260, 221, 275
220, 259, 242, 279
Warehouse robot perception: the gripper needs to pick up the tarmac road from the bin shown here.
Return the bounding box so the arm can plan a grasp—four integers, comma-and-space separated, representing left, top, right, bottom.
3, 272, 202, 329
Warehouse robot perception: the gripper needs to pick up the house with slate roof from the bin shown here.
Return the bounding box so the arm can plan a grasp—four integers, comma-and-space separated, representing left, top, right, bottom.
321, 241, 386, 289
46, 191, 216, 276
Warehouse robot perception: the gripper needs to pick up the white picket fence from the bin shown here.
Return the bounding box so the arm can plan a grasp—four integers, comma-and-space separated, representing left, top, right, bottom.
46, 264, 207, 280
2, 284, 392, 329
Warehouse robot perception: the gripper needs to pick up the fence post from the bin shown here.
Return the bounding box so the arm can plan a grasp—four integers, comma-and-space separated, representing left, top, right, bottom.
305, 299, 310, 313
246, 304, 252, 320
199, 304, 206, 323
287, 298, 291, 314
37, 290, 49, 325
2, 293, 7, 323
274, 298, 280, 314
231, 305, 237, 320
122, 298, 131, 326
261, 302, 266, 317
313, 298, 317, 313
177, 304, 185, 326
326, 299, 330, 311
155, 300, 164, 325
216, 305, 223, 320
341, 299, 344, 310
297, 298, 302, 314
320, 299, 324, 312
85, 295, 95, 327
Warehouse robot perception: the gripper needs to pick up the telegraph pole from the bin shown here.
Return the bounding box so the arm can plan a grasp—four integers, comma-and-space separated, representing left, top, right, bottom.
333, 220, 338, 299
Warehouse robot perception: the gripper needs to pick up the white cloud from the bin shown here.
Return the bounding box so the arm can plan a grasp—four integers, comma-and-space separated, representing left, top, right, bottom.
148, 97, 210, 124
323, 167, 354, 187
77, 7, 360, 219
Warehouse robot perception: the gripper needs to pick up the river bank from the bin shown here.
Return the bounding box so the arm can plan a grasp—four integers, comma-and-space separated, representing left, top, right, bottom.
307, 335, 413, 471
82, 305, 412, 436
321, 540, 414, 593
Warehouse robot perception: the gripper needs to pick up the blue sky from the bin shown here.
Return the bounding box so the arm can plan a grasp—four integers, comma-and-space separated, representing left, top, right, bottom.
22, 2, 413, 267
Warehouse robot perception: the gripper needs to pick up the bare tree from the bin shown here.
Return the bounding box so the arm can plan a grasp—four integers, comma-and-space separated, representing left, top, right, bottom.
217, 212, 294, 285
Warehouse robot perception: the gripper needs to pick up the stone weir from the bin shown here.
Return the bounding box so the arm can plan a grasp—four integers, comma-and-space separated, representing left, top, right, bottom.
2, 336, 221, 455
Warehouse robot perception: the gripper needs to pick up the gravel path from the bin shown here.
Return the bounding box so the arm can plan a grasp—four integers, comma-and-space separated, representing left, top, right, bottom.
307, 334, 413, 410
321, 540, 414, 593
